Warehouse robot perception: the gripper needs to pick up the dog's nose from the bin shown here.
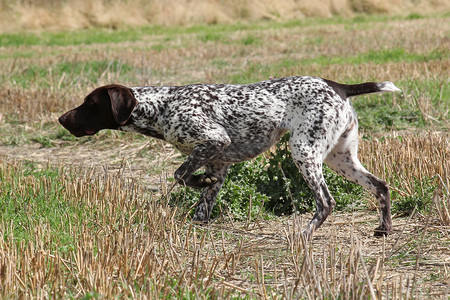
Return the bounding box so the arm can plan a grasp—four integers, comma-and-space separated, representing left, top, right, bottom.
58, 113, 67, 126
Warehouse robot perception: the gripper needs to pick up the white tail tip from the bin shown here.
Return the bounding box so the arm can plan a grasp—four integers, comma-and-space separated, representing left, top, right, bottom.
378, 81, 402, 93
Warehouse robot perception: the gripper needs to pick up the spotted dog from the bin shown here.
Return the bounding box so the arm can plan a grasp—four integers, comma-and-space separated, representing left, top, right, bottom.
59, 76, 401, 237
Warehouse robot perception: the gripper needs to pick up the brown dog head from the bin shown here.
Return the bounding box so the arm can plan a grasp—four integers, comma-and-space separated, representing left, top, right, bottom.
59, 84, 137, 137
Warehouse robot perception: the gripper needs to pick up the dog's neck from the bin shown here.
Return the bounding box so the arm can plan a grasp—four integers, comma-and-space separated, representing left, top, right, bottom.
118, 86, 174, 140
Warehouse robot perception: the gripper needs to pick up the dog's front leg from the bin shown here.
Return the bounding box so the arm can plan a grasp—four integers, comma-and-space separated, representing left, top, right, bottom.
192, 163, 230, 223
174, 139, 230, 186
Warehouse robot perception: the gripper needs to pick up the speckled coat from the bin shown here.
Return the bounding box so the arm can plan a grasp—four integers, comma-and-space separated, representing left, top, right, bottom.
59, 76, 401, 237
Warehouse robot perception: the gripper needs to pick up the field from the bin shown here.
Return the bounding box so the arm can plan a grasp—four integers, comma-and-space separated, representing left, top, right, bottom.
0, 5, 449, 299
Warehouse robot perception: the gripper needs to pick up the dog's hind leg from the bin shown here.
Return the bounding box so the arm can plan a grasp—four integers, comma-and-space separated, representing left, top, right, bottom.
192, 162, 230, 223
324, 124, 392, 236
289, 137, 336, 238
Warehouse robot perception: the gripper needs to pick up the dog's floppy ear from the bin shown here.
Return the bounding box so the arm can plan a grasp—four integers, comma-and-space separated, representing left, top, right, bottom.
107, 85, 138, 125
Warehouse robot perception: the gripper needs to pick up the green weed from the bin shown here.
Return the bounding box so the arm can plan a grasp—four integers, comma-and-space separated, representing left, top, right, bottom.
150, 43, 166, 52
198, 32, 224, 43
32, 135, 55, 148
391, 177, 437, 214
262, 134, 366, 214
170, 158, 270, 221
172, 131, 439, 220
239, 34, 260, 46
406, 13, 423, 20
171, 134, 366, 220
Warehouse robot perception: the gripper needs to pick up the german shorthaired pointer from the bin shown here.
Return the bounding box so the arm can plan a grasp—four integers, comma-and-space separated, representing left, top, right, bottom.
59, 76, 401, 237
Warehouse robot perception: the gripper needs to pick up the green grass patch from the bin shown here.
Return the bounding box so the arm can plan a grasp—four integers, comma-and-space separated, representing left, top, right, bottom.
5, 59, 134, 88
150, 43, 166, 52
0, 162, 81, 251
0, 160, 147, 253
306, 48, 447, 65
0, 49, 38, 60
198, 32, 225, 43
355, 79, 448, 132
31, 135, 55, 148
238, 34, 261, 46
0, 13, 443, 48
229, 47, 446, 84
354, 92, 422, 132
0, 28, 145, 47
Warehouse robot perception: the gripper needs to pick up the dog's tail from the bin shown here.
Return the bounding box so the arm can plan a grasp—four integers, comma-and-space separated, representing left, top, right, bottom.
323, 79, 401, 99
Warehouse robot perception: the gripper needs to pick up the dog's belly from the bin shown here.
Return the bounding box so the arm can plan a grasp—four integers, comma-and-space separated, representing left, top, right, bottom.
170, 125, 287, 163
213, 128, 288, 163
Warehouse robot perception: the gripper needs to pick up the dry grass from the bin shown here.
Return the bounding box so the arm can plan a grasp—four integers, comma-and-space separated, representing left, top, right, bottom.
360, 132, 449, 207
0, 156, 448, 298
1, 0, 449, 32
0, 11, 449, 299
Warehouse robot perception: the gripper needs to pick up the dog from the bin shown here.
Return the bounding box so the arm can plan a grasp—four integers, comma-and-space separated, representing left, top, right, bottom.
59, 76, 401, 237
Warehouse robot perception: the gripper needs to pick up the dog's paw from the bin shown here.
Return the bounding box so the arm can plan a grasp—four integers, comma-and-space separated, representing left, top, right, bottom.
200, 174, 218, 185
178, 174, 218, 188
373, 226, 392, 237
189, 174, 218, 188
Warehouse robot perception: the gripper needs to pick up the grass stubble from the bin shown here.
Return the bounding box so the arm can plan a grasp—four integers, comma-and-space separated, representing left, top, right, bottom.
0, 133, 448, 298
0, 12, 449, 299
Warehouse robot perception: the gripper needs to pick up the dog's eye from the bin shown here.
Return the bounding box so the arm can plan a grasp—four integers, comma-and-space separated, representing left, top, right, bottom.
84, 99, 95, 107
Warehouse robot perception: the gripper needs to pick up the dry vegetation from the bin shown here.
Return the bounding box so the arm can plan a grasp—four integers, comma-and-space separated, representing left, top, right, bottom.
0, 138, 448, 298
1, 0, 449, 32
0, 5, 449, 300
0, 140, 449, 299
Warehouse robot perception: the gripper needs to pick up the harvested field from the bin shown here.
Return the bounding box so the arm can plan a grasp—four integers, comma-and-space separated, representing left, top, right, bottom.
0, 9, 449, 299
